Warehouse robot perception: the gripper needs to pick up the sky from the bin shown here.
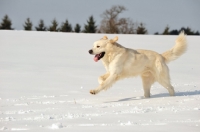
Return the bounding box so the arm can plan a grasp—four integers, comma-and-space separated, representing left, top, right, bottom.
0, 0, 199, 34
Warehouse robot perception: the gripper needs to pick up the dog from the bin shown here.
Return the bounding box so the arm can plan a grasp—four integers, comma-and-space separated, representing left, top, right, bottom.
88, 32, 187, 98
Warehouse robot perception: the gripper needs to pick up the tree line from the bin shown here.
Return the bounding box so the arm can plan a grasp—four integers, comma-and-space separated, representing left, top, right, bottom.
0, 5, 199, 35
155, 25, 200, 35
0, 15, 96, 33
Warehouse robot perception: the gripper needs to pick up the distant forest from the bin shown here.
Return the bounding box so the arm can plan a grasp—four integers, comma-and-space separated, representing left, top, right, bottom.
0, 5, 199, 35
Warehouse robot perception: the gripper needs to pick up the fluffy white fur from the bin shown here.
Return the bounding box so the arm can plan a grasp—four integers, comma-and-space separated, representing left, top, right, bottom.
88, 32, 187, 97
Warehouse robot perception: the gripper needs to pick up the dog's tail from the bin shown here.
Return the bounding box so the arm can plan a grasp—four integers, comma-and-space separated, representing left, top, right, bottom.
162, 31, 187, 63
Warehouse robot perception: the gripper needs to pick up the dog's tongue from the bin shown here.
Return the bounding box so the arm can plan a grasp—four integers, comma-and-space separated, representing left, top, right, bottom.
94, 56, 99, 62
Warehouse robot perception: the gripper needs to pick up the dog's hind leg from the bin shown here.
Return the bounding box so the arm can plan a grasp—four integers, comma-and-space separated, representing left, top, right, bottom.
90, 74, 118, 95
141, 72, 155, 98
158, 78, 175, 96
155, 59, 175, 96
157, 67, 175, 96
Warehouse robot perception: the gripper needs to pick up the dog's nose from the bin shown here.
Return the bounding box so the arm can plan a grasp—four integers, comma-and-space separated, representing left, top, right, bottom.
89, 50, 93, 54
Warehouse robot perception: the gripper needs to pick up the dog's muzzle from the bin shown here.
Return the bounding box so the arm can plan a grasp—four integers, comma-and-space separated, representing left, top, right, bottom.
89, 49, 93, 54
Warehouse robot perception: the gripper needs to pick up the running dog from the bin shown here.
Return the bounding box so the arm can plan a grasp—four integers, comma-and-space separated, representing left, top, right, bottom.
88, 32, 187, 97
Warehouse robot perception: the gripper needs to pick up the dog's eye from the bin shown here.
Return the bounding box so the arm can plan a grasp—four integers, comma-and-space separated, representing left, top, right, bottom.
97, 46, 100, 48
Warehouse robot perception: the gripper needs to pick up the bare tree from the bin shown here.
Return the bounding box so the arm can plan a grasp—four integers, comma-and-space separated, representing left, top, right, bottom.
118, 18, 134, 34
99, 5, 134, 34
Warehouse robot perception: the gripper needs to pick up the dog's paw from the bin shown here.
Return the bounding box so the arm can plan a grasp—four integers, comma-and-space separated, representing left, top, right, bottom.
90, 90, 96, 95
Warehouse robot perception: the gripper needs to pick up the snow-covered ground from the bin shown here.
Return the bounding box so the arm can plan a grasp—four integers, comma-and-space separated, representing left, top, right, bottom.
0, 31, 199, 131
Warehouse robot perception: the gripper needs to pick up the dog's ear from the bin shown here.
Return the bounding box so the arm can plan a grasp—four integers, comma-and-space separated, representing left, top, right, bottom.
110, 36, 118, 44
102, 36, 108, 40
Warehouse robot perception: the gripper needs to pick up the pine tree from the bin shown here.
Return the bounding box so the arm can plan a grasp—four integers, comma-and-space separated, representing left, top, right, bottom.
169, 30, 179, 35
179, 27, 196, 35
83, 16, 97, 33
185, 27, 194, 35
136, 23, 147, 34
48, 19, 59, 32
23, 18, 32, 31
194, 31, 200, 35
35, 19, 46, 31
0, 15, 13, 30
60, 20, 72, 32
155, 27, 199, 36
162, 26, 170, 35
74, 24, 81, 33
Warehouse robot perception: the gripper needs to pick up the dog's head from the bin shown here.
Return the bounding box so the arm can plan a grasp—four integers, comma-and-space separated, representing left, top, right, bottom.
88, 36, 118, 62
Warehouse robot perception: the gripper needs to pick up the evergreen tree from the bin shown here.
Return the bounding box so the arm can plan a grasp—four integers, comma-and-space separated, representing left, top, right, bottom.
162, 26, 170, 35
194, 31, 200, 35
0, 15, 13, 30
180, 27, 194, 35
23, 18, 32, 31
136, 23, 147, 34
48, 19, 59, 32
169, 30, 179, 35
83, 16, 97, 33
60, 20, 72, 32
35, 19, 46, 31
155, 26, 199, 36
74, 23, 81, 33
179, 27, 200, 35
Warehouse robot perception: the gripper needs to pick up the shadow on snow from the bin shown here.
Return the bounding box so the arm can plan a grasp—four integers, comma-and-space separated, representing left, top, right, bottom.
105, 90, 200, 103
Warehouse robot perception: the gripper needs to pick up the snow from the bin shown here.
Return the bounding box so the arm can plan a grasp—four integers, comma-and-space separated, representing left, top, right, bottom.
51, 122, 63, 129
0, 30, 200, 131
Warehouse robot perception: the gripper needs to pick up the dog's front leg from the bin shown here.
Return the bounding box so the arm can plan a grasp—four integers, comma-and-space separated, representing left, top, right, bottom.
90, 74, 117, 95
98, 73, 110, 84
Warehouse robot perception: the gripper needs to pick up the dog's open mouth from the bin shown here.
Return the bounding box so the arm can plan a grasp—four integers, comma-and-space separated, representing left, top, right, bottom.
94, 52, 105, 62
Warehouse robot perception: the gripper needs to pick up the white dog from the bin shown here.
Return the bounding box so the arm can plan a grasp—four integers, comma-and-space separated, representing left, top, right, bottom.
88, 32, 187, 97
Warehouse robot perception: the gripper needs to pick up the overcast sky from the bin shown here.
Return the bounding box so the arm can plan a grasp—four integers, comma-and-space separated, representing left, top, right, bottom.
0, 0, 199, 34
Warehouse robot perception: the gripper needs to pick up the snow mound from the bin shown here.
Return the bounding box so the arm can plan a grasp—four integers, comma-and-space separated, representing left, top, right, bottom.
51, 123, 63, 129
0, 127, 8, 130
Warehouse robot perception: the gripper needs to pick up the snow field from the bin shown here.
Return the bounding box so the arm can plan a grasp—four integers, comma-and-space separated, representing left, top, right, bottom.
0, 31, 199, 131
